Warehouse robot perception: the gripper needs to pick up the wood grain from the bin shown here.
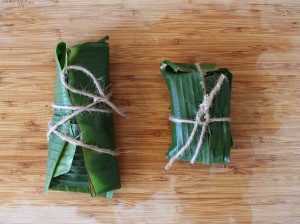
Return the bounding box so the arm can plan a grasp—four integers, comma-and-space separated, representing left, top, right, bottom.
1, 0, 300, 223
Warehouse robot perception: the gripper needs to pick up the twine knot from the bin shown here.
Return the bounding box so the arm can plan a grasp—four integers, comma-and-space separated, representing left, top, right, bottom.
47, 65, 127, 156
165, 63, 230, 170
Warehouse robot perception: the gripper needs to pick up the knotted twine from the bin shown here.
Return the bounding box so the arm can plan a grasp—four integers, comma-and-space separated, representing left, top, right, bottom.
47, 65, 127, 156
165, 63, 230, 170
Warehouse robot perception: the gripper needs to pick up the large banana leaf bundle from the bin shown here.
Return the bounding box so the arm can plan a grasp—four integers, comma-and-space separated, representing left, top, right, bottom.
45, 36, 122, 198
160, 60, 233, 169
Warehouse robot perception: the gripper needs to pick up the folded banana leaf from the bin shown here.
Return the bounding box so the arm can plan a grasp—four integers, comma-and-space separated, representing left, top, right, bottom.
45, 36, 120, 198
160, 60, 233, 166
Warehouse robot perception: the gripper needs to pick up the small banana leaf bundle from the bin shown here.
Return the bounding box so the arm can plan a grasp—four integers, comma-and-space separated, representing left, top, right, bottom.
160, 60, 233, 169
45, 36, 123, 198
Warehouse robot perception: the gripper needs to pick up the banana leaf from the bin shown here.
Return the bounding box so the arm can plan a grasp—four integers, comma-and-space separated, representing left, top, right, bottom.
160, 60, 233, 165
45, 36, 120, 198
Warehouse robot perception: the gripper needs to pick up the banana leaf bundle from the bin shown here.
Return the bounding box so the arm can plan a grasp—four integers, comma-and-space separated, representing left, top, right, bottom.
45, 36, 124, 198
160, 60, 233, 169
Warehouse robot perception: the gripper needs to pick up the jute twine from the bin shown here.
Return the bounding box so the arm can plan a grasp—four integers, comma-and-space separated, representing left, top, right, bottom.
165, 63, 230, 170
47, 65, 127, 156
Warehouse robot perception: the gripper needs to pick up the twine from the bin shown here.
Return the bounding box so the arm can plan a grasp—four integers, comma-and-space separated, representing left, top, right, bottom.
165, 63, 230, 170
47, 65, 127, 156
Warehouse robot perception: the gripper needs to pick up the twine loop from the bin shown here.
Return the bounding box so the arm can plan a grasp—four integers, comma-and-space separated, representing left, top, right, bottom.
47, 65, 127, 156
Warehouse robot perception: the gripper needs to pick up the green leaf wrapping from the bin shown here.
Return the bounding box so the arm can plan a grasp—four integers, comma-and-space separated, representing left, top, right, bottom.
45, 36, 120, 198
160, 60, 233, 165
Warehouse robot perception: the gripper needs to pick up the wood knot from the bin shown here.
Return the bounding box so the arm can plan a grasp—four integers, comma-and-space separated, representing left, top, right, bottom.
154, 131, 161, 137
24, 119, 41, 132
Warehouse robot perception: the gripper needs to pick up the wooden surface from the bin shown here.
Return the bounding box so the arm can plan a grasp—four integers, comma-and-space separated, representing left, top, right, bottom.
0, 0, 300, 223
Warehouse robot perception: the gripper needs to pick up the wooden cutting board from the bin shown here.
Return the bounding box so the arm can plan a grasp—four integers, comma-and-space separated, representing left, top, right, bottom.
0, 1, 299, 223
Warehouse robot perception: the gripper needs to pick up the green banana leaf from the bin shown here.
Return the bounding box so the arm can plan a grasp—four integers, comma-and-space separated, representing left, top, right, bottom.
160, 60, 233, 165
45, 36, 120, 198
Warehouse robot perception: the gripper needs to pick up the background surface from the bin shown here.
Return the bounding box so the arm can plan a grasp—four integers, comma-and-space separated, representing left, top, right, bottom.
0, 0, 299, 223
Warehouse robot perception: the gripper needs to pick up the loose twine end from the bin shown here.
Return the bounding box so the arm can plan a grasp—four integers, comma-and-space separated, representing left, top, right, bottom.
165, 157, 176, 170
